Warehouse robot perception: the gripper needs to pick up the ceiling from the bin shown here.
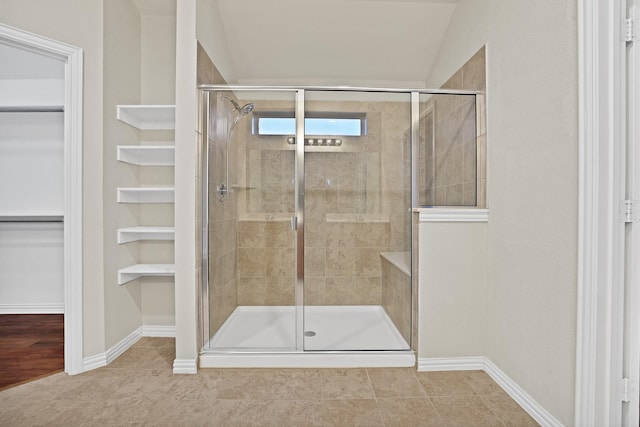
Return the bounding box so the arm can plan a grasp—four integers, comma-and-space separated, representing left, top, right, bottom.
216, 0, 457, 87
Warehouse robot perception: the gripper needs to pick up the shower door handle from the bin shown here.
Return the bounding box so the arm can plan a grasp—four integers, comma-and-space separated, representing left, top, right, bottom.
291, 216, 298, 231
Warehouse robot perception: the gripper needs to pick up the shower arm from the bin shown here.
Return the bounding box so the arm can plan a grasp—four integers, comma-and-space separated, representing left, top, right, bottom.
216, 119, 235, 202
217, 96, 255, 202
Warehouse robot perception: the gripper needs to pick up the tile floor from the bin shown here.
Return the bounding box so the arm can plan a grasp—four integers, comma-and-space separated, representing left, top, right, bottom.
0, 338, 539, 426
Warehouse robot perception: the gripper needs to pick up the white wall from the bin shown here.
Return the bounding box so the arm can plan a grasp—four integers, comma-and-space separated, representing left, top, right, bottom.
174, 0, 199, 369
424, 1, 579, 424
0, 0, 106, 358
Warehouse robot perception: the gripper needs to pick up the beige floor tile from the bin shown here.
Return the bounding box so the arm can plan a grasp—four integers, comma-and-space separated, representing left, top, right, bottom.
1, 399, 70, 427
430, 395, 504, 427
261, 400, 325, 426
52, 373, 128, 401
460, 370, 505, 396
112, 395, 167, 426
322, 399, 384, 426
200, 399, 325, 427
0, 338, 538, 427
107, 346, 159, 369
136, 337, 175, 348
163, 372, 212, 400
367, 367, 426, 398
207, 369, 276, 400
48, 399, 125, 426
321, 369, 374, 400
377, 397, 445, 427
415, 371, 476, 397
140, 397, 226, 427
270, 369, 322, 400
481, 393, 540, 427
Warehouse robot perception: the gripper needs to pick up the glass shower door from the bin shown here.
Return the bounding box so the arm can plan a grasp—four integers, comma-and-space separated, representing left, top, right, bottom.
301, 90, 412, 351
206, 89, 300, 351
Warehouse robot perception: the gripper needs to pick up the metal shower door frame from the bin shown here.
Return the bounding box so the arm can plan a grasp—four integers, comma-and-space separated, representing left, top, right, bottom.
198, 85, 481, 353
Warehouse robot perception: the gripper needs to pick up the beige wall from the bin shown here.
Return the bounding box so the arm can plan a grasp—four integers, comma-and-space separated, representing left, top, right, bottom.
103, 0, 144, 348
139, 14, 176, 327
418, 222, 487, 358
0, 0, 107, 358
0, 0, 179, 357
424, 1, 578, 424
196, 0, 236, 83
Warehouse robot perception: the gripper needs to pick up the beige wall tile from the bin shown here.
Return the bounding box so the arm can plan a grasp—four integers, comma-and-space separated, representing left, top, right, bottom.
238, 247, 265, 277
237, 221, 265, 248
304, 247, 326, 278
237, 277, 266, 306
303, 277, 326, 305
356, 248, 383, 277
326, 247, 356, 277
265, 247, 296, 278
265, 277, 294, 305
265, 221, 294, 248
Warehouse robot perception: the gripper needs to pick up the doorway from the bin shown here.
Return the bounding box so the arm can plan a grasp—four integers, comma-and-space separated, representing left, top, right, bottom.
0, 23, 83, 375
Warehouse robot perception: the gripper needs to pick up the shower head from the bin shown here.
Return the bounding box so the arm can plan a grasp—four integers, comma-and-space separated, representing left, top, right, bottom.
238, 102, 255, 116
222, 95, 255, 117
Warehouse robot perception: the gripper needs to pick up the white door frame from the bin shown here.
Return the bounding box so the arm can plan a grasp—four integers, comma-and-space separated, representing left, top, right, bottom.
623, 1, 640, 425
0, 24, 84, 375
576, 0, 630, 425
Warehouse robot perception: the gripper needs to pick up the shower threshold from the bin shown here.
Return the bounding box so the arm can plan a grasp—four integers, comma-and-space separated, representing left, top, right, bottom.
200, 305, 415, 368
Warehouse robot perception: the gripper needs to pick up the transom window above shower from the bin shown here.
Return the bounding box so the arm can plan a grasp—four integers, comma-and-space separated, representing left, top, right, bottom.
252, 111, 367, 137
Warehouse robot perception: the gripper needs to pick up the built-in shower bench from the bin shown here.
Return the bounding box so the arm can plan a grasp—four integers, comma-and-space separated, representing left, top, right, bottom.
380, 251, 411, 344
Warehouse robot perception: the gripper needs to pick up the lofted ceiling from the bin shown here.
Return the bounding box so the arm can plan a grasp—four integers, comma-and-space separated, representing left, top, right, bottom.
215, 0, 457, 87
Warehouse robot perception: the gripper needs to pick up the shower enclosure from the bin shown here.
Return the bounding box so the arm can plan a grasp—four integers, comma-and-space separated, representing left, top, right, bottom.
198, 86, 479, 367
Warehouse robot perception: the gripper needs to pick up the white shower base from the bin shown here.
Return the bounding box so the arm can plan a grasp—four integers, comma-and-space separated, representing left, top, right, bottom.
200, 305, 415, 368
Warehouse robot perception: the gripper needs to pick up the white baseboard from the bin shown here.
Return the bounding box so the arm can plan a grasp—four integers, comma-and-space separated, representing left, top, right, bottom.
106, 326, 143, 365
82, 324, 176, 373
173, 358, 197, 374
82, 352, 107, 372
142, 324, 176, 337
418, 356, 485, 371
482, 359, 563, 427
418, 356, 563, 427
0, 304, 64, 314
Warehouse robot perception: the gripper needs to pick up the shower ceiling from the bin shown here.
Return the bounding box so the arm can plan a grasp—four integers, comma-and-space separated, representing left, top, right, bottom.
216, 0, 457, 87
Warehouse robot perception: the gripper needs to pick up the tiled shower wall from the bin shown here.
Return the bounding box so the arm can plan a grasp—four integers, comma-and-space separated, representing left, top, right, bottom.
381, 257, 411, 344
236, 100, 411, 308
197, 45, 239, 341
419, 46, 487, 207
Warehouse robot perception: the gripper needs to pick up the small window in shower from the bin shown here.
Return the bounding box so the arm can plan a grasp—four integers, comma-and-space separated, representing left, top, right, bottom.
253, 111, 366, 136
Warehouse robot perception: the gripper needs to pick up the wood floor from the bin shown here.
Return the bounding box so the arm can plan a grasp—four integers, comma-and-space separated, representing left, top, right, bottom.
0, 314, 64, 390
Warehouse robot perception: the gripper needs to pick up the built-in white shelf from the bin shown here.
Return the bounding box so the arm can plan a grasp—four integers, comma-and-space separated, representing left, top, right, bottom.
116, 105, 175, 130
117, 263, 175, 285
117, 226, 175, 244
117, 187, 175, 203
117, 146, 175, 166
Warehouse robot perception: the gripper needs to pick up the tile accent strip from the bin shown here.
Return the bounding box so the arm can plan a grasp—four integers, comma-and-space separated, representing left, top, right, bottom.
415, 208, 488, 223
